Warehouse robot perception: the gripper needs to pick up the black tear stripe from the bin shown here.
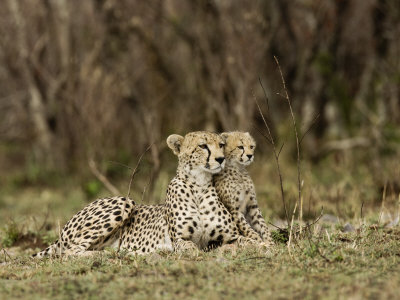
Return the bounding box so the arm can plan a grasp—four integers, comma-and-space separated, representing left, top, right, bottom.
239, 139, 245, 158
205, 144, 211, 163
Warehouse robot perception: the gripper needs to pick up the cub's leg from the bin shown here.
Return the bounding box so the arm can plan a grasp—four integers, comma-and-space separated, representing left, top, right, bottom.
229, 202, 263, 242
200, 188, 258, 248
218, 186, 263, 242
245, 192, 273, 245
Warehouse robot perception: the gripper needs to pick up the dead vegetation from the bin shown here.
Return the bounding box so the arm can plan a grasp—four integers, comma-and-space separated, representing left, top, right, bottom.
0, 0, 399, 175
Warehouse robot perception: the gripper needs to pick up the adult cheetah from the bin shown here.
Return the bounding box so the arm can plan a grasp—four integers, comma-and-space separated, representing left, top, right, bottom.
213, 131, 273, 245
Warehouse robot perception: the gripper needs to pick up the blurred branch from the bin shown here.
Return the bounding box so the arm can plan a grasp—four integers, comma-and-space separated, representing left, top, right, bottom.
7, 0, 54, 166
322, 137, 371, 153
88, 158, 121, 195
129, 18, 174, 82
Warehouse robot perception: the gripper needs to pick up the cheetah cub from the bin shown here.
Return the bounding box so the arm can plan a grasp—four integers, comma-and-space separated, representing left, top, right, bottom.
213, 131, 273, 245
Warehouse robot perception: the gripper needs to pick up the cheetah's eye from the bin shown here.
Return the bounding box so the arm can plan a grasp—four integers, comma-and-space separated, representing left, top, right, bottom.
199, 144, 208, 149
250, 145, 255, 149
219, 143, 225, 148
237, 146, 244, 150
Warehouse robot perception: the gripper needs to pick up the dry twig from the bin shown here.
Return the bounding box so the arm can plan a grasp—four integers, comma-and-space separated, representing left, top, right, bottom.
300, 114, 320, 145
304, 207, 324, 229
1, 248, 12, 263
253, 84, 290, 226
141, 171, 154, 203
378, 182, 387, 225
117, 144, 153, 253
274, 56, 303, 232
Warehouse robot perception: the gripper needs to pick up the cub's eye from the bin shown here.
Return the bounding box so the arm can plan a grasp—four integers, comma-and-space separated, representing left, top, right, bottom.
199, 144, 207, 149
237, 146, 244, 150
219, 143, 225, 148
250, 146, 255, 149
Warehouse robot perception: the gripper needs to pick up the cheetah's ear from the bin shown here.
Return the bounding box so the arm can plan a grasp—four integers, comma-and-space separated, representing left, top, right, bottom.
167, 134, 184, 155
220, 132, 230, 142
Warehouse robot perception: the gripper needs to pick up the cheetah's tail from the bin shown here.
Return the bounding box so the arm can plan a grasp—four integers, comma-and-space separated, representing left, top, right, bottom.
32, 240, 62, 258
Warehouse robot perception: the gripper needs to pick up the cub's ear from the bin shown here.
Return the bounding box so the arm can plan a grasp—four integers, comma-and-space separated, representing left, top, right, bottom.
245, 132, 256, 145
220, 132, 230, 142
167, 134, 184, 155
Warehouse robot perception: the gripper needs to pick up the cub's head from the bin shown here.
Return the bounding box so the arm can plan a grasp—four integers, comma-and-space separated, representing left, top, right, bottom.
167, 131, 225, 174
221, 131, 256, 166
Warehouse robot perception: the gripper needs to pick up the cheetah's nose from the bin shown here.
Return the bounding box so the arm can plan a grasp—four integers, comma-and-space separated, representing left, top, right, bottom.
247, 154, 253, 159
215, 157, 225, 164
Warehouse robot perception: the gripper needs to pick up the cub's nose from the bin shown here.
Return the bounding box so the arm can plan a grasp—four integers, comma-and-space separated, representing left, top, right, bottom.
215, 157, 225, 164
247, 154, 253, 159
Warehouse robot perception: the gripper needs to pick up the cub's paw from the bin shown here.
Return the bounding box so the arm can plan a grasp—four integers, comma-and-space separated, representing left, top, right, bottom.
235, 236, 259, 247
174, 239, 199, 254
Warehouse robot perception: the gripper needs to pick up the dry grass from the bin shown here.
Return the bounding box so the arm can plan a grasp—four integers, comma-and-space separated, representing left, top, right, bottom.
1, 147, 400, 299
1, 225, 400, 300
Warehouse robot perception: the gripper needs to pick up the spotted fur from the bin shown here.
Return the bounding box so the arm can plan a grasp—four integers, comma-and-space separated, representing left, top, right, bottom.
33, 196, 136, 257
214, 131, 273, 246
116, 204, 172, 253
165, 131, 257, 252
33, 197, 172, 257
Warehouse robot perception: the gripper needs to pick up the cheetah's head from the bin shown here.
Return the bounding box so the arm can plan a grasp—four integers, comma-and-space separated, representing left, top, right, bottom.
167, 131, 225, 174
221, 131, 256, 167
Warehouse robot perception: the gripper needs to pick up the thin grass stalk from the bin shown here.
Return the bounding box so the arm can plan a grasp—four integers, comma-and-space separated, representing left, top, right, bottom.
274, 56, 303, 232
253, 91, 290, 227
287, 202, 298, 258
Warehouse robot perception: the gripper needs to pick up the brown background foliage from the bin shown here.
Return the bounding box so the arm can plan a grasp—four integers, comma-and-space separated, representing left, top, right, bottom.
0, 0, 399, 178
